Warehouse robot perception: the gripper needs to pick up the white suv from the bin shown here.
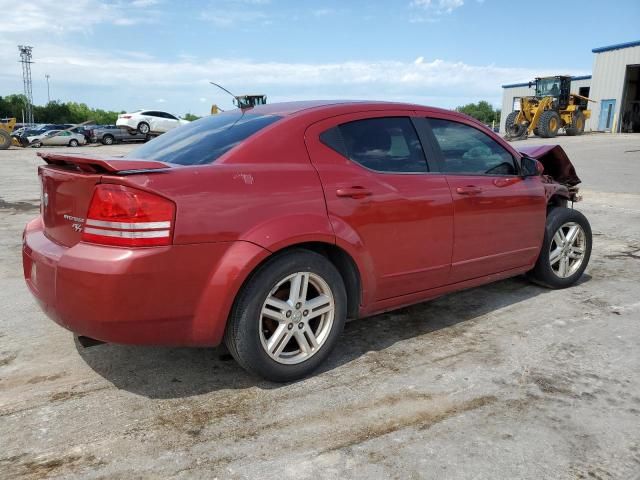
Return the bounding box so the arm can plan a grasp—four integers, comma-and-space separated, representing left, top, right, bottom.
116, 110, 190, 135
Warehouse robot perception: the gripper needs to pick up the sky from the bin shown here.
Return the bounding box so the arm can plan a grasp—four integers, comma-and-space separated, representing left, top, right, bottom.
1, 0, 639, 117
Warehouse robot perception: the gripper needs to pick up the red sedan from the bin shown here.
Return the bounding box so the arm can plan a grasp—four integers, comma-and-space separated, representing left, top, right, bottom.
23, 101, 592, 381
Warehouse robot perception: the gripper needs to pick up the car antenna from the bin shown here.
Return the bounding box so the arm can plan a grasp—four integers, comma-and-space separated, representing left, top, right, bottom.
209, 82, 266, 110
210, 82, 242, 109
210, 81, 237, 99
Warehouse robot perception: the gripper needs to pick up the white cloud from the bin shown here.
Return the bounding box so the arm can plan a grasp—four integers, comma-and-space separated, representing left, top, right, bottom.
312, 8, 335, 17
0, 0, 158, 34
200, 9, 270, 28
410, 0, 465, 22
0, 35, 588, 115
131, 0, 160, 6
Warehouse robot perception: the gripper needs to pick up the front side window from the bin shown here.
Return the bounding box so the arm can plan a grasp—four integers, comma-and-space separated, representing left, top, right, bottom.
428, 119, 516, 175
127, 111, 282, 165
321, 117, 428, 173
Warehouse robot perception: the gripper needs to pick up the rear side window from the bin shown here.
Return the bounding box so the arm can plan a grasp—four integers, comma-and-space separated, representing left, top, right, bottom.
321, 117, 428, 173
127, 111, 282, 165
427, 118, 516, 175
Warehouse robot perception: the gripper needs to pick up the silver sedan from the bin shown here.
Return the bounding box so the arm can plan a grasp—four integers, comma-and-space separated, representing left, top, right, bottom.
28, 130, 86, 148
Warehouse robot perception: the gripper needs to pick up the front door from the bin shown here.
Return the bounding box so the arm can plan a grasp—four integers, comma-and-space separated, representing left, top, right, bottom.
598, 99, 616, 132
424, 116, 547, 283
305, 112, 454, 302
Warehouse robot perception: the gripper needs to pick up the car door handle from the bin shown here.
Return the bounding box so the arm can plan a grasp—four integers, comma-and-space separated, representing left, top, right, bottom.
336, 187, 372, 199
456, 186, 483, 195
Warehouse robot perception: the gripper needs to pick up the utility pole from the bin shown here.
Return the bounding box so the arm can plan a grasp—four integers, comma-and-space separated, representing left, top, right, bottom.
18, 45, 34, 124
45, 74, 50, 104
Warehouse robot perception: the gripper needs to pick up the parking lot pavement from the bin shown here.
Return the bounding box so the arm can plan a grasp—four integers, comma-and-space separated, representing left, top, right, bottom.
1, 135, 639, 479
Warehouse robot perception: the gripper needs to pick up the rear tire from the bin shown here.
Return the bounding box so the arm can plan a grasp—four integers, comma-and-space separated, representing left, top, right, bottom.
225, 249, 347, 382
68, 139, 79, 147
31, 141, 41, 148
137, 122, 150, 135
537, 110, 561, 138
0, 130, 11, 150
528, 207, 592, 289
565, 111, 585, 136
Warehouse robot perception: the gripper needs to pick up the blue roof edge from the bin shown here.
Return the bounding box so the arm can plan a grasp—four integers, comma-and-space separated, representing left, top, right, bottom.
592, 40, 640, 53
502, 75, 592, 89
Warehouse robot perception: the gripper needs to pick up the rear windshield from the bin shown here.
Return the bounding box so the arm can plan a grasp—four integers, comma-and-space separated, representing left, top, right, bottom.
126, 111, 282, 165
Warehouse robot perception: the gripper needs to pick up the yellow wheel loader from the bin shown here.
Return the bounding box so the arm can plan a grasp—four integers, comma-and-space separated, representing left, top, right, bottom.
505, 76, 593, 140
0, 117, 17, 150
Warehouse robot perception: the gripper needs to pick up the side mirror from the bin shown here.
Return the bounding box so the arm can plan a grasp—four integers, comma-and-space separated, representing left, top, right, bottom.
521, 156, 544, 177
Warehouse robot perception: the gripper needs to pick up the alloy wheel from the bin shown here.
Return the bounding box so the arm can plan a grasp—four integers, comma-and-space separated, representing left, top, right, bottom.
549, 221, 586, 278
259, 272, 335, 365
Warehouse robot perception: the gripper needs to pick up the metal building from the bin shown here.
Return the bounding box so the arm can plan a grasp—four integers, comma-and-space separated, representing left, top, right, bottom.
500, 40, 640, 134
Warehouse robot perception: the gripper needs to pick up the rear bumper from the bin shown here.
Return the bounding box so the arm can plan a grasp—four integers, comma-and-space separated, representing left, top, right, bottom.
22, 217, 269, 346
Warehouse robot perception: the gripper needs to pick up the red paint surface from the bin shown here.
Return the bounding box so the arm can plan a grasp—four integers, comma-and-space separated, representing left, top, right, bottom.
23, 101, 552, 346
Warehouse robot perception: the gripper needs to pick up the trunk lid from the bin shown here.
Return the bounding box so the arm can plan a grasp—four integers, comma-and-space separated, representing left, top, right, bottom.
38, 153, 171, 247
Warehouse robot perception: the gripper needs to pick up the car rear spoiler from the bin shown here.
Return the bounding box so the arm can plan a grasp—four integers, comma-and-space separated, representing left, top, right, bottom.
518, 145, 581, 187
38, 152, 172, 174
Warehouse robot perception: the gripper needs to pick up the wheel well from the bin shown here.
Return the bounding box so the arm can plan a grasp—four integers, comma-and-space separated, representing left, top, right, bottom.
547, 194, 568, 212
244, 242, 361, 320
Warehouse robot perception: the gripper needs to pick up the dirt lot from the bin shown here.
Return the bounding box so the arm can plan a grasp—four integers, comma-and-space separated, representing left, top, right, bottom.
1, 135, 640, 479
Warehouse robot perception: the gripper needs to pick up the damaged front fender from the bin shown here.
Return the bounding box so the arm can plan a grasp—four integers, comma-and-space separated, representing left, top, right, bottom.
519, 144, 581, 202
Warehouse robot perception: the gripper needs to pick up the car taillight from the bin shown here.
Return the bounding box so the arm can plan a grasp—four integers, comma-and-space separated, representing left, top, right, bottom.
81, 184, 175, 247
120, 115, 132, 119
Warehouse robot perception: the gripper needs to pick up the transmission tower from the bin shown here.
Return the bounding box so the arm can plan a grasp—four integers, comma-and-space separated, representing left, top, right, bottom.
18, 45, 34, 124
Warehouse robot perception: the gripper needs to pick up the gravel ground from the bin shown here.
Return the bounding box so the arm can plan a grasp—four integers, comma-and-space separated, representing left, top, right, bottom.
1, 134, 639, 479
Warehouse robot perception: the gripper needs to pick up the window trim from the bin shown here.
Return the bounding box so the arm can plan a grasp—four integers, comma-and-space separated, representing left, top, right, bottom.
319, 116, 438, 175
421, 116, 521, 177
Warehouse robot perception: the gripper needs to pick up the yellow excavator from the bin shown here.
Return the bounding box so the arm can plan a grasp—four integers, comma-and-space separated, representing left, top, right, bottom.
505, 75, 594, 140
209, 82, 267, 114
0, 117, 16, 150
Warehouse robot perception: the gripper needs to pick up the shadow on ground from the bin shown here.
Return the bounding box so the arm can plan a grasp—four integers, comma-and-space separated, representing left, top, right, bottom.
77, 275, 572, 399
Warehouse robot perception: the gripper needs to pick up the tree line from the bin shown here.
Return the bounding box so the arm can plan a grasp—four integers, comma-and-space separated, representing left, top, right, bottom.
1, 94, 202, 126
455, 100, 501, 125
1, 94, 122, 125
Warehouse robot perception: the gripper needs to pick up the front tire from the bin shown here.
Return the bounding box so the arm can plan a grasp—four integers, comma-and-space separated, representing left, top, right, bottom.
505, 111, 519, 131
528, 207, 592, 289
537, 110, 561, 138
225, 249, 347, 382
102, 135, 115, 145
0, 130, 11, 150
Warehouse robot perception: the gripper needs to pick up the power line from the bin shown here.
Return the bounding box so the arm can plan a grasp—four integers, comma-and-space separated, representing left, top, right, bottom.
18, 45, 34, 124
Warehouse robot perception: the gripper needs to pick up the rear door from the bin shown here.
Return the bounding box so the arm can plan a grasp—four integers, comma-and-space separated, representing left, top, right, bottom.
305, 111, 453, 302
161, 112, 180, 131
422, 115, 546, 283
56, 131, 72, 145
142, 111, 162, 132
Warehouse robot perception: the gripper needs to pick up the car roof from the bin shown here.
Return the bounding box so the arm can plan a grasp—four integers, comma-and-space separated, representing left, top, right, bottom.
232, 99, 453, 118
